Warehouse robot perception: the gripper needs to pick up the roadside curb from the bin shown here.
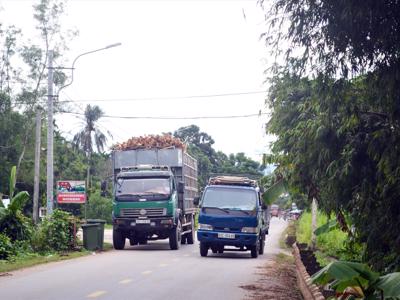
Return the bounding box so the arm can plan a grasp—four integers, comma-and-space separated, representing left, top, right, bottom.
292, 243, 325, 300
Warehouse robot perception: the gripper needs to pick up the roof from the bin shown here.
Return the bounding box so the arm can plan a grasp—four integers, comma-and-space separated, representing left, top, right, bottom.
208, 176, 258, 187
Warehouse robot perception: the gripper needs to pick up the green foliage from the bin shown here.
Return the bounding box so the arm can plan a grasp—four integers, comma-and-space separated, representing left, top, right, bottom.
312, 261, 400, 299
264, 0, 400, 272
86, 191, 112, 223
37, 209, 77, 252
266, 74, 400, 271
297, 211, 348, 260
0, 211, 32, 242
0, 233, 14, 260
0, 166, 32, 241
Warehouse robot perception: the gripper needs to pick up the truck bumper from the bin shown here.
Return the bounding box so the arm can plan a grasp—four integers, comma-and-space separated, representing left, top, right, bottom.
197, 230, 258, 247
113, 217, 175, 232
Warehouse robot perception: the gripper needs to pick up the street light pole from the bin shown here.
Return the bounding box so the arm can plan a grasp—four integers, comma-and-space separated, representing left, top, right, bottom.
46, 43, 121, 215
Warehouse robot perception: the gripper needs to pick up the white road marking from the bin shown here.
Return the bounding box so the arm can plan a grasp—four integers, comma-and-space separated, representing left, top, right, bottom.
142, 270, 153, 275
87, 290, 107, 298
119, 278, 133, 284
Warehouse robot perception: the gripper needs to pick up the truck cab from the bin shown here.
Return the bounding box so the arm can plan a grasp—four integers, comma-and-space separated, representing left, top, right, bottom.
196, 176, 268, 258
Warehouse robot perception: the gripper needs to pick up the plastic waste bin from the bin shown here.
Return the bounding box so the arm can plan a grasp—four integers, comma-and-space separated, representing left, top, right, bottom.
86, 219, 106, 250
81, 223, 99, 251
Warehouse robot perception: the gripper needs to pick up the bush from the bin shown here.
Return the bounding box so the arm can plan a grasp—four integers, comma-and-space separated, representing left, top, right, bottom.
0, 233, 14, 260
37, 210, 78, 252
0, 211, 32, 242
86, 191, 112, 223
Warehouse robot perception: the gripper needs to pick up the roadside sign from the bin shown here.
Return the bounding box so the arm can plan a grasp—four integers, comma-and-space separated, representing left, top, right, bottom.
57, 181, 86, 204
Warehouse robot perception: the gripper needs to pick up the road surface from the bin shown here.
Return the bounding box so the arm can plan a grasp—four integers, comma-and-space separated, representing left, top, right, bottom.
0, 218, 287, 300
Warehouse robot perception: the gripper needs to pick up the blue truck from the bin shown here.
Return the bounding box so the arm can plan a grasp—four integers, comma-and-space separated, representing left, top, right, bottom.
196, 176, 269, 258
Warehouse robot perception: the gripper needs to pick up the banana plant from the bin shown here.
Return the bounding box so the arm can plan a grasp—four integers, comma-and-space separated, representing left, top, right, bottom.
0, 166, 30, 240
311, 260, 400, 299
0, 166, 30, 215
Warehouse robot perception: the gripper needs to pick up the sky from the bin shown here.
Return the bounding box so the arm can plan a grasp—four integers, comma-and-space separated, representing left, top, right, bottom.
0, 0, 274, 162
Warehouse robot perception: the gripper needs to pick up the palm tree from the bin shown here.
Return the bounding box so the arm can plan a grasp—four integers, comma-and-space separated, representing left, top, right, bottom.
73, 105, 111, 190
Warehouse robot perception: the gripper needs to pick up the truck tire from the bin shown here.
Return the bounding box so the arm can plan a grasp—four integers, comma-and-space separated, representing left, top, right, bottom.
113, 229, 125, 250
259, 233, 265, 255
169, 220, 182, 250
200, 242, 208, 257
186, 216, 195, 244
251, 239, 259, 258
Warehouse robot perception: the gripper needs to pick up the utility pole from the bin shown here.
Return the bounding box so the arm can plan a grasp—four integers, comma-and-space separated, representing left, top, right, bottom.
46, 50, 54, 215
33, 108, 41, 224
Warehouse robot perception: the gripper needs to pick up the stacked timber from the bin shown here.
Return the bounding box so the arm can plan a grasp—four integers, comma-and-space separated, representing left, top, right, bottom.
112, 134, 186, 151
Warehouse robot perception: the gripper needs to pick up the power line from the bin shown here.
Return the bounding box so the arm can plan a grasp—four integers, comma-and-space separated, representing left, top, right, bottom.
56, 90, 267, 103
60, 111, 269, 120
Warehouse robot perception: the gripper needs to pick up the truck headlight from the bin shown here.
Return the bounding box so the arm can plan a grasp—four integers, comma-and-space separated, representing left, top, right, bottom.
241, 227, 257, 233
199, 223, 213, 231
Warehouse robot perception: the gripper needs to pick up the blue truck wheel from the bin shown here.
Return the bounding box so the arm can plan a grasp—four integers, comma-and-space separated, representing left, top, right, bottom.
200, 242, 208, 257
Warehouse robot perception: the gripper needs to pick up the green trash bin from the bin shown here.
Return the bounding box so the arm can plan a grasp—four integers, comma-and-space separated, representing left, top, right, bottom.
81, 223, 99, 251
86, 219, 106, 250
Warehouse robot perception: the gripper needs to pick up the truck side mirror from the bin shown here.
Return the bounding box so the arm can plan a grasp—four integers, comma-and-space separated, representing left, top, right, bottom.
261, 202, 267, 210
178, 181, 184, 194
194, 196, 200, 206
101, 180, 107, 197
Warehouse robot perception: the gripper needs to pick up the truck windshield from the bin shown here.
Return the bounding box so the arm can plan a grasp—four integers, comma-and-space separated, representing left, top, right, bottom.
116, 178, 171, 196
202, 187, 257, 211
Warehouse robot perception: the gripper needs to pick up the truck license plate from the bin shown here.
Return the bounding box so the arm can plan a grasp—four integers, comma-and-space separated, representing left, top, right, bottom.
135, 219, 150, 224
218, 232, 235, 239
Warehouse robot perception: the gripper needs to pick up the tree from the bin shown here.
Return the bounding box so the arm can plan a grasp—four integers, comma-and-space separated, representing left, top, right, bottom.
174, 125, 263, 189
73, 104, 111, 190
263, 0, 400, 272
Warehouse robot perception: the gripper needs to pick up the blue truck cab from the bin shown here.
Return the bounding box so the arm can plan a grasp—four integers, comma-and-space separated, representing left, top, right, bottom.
196, 176, 269, 258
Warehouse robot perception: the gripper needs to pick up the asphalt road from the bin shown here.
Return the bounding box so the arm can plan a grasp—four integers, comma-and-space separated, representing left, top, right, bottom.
0, 218, 287, 300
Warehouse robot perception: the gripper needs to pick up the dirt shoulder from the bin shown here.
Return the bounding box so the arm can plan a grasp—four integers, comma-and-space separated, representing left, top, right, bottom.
241, 253, 302, 300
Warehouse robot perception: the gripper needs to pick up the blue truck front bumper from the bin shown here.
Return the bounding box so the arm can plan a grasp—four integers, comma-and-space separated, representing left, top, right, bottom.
197, 230, 258, 247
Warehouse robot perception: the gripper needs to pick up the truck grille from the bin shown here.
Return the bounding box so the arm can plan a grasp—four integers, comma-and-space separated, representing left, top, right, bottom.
120, 208, 167, 218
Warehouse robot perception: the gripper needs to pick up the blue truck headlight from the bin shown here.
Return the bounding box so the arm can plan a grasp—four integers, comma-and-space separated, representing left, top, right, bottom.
199, 223, 213, 231
241, 227, 257, 233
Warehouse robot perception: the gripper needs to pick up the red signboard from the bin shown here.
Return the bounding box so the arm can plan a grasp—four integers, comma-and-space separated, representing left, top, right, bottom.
57, 181, 86, 204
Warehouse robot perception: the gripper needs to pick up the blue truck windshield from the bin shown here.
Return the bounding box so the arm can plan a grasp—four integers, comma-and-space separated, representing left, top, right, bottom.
202, 187, 257, 211
116, 178, 171, 196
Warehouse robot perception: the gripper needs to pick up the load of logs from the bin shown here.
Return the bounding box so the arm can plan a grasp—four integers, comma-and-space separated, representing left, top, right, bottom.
112, 134, 186, 151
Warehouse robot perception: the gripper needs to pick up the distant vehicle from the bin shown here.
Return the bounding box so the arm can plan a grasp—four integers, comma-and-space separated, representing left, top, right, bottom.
196, 176, 269, 258
270, 204, 279, 217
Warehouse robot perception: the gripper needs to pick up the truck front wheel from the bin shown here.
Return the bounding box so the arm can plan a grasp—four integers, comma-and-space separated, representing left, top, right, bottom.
251, 239, 260, 258
113, 229, 125, 250
169, 220, 182, 250
259, 233, 266, 255
200, 242, 208, 257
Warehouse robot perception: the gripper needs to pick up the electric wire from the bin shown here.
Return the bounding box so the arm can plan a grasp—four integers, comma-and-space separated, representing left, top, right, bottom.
59, 111, 269, 120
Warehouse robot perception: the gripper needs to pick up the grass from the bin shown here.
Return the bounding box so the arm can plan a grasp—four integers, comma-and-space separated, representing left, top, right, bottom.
0, 250, 90, 273
296, 211, 348, 263
275, 252, 294, 264
104, 224, 113, 230
279, 220, 296, 249
0, 242, 114, 274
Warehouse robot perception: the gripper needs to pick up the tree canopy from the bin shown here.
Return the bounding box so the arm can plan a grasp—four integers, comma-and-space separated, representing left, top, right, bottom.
263, 0, 400, 272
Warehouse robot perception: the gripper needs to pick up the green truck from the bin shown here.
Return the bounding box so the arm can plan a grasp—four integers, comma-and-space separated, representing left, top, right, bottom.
109, 147, 198, 250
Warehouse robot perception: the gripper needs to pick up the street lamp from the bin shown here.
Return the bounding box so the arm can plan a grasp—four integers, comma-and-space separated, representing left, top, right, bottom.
46, 43, 121, 215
